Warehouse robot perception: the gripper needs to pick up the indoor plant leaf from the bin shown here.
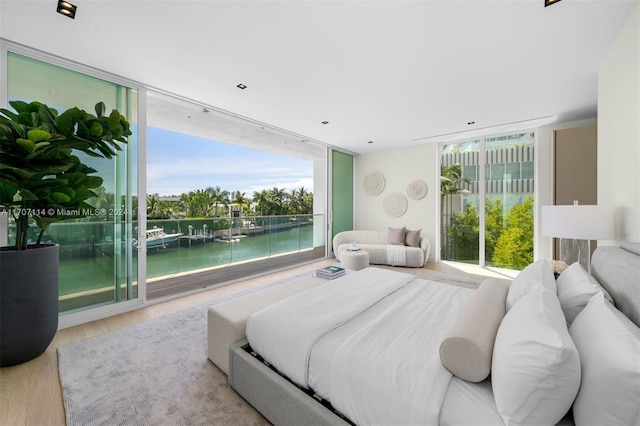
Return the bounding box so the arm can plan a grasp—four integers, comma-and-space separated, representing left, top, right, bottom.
0, 100, 130, 250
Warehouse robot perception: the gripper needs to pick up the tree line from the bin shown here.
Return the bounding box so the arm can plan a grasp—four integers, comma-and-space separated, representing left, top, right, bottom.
446, 197, 534, 269
146, 186, 313, 219
441, 163, 534, 270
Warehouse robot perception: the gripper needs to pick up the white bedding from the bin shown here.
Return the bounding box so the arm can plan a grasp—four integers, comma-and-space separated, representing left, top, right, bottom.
246, 267, 475, 425
330, 280, 472, 425
439, 378, 574, 426
246, 267, 415, 387
440, 378, 503, 426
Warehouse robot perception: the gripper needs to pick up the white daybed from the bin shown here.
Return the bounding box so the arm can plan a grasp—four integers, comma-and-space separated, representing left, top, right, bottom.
229, 243, 640, 425
333, 228, 430, 267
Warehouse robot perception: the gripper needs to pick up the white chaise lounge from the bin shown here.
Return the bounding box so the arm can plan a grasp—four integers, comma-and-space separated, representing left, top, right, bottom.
333, 228, 430, 267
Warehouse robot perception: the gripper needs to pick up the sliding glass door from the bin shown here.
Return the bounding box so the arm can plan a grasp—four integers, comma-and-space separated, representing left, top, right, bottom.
440, 133, 534, 270
5, 51, 140, 313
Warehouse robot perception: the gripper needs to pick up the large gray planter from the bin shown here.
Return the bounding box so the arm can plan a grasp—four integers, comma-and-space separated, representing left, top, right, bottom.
0, 244, 59, 367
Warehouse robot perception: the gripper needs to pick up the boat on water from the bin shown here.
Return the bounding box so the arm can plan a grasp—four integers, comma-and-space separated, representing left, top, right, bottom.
135, 227, 182, 249
214, 235, 241, 243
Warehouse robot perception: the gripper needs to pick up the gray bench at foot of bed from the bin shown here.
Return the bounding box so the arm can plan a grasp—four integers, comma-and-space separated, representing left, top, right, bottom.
229, 339, 351, 426
208, 275, 328, 375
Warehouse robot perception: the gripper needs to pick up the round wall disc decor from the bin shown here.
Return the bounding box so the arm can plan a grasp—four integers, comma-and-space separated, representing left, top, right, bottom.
383, 193, 408, 217
406, 180, 428, 200
363, 171, 386, 196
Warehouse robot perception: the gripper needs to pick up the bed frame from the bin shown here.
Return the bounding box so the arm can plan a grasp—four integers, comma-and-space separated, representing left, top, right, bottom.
229, 339, 350, 425
228, 245, 640, 426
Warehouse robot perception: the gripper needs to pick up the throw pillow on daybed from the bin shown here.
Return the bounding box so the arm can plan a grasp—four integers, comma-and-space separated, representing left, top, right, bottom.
388, 227, 406, 245
505, 259, 556, 311
404, 228, 421, 247
569, 292, 640, 426
492, 290, 580, 426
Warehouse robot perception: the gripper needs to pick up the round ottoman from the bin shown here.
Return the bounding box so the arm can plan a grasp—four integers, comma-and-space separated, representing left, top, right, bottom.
341, 250, 369, 271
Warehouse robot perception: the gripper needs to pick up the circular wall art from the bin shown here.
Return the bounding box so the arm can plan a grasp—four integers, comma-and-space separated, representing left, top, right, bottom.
383, 193, 408, 218
363, 171, 386, 196
406, 180, 428, 200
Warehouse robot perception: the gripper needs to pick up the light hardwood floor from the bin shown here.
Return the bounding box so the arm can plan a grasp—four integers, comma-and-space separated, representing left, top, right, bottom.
0, 258, 337, 426
0, 258, 485, 426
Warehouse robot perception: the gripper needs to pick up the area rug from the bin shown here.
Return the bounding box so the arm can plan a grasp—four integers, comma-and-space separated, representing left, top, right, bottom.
57, 266, 484, 426
56, 274, 310, 426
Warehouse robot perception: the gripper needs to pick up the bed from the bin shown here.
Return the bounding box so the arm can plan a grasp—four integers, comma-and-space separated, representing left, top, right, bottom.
229, 243, 640, 425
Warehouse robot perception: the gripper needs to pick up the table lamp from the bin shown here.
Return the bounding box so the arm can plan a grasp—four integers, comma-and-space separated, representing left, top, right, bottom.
541, 202, 616, 273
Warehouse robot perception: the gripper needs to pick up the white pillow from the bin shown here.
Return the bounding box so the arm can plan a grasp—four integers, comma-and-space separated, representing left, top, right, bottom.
492, 291, 581, 426
556, 262, 600, 326
506, 259, 556, 311
570, 293, 640, 426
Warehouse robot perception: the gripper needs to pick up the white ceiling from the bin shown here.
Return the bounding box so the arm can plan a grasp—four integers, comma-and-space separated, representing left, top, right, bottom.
0, 0, 637, 154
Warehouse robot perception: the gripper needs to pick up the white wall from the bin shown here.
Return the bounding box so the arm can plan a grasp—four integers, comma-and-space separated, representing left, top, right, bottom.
598, 2, 640, 243
355, 144, 439, 262
356, 124, 582, 264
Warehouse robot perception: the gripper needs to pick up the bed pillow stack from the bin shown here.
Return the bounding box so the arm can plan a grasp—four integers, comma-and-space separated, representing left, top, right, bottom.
556, 262, 614, 326
569, 292, 640, 425
505, 259, 556, 311
492, 260, 580, 426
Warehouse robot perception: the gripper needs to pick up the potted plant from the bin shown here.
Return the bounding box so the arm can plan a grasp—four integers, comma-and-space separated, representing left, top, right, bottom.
0, 100, 130, 367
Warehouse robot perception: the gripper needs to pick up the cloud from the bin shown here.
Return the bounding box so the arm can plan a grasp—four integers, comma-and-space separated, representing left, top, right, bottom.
146, 128, 314, 196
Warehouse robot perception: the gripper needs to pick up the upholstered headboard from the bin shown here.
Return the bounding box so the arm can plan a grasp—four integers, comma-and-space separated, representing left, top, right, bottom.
591, 242, 640, 328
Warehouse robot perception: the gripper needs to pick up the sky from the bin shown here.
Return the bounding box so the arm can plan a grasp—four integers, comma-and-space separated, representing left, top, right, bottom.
146, 127, 314, 197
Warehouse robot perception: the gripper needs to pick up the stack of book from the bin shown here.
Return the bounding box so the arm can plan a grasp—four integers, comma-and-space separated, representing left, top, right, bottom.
316, 265, 346, 280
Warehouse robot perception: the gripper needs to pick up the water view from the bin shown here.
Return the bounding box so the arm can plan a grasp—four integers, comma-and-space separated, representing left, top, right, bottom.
53, 216, 321, 300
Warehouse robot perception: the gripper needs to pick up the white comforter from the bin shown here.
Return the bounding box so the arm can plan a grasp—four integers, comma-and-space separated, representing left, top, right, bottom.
246, 267, 474, 425
246, 267, 416, 387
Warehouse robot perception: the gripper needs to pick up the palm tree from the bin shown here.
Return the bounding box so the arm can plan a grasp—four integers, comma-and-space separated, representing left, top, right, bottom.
206, 186, 230, 217
268, 187, 288, 216
252, 190, 269, 217
181, 189, 211, 217
232, 191, 248, 217
290, 187, 313, 215
147, 194, 161, 218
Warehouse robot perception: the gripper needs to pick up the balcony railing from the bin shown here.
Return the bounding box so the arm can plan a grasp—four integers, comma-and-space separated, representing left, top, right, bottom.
8, 214, 325, 311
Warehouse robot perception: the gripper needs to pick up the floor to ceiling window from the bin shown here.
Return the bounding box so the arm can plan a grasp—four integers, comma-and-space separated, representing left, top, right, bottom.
440, 132, 534, 270
5, 50, 140, 313
144, 92, 327, 299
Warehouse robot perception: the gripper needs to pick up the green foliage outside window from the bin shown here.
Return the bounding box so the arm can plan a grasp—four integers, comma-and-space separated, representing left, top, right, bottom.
447, 196, 534, 270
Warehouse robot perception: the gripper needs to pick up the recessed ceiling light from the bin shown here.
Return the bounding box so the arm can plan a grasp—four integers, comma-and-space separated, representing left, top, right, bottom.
321, 121, 329, 125
237, 83, 247, 90
57, 0, 77, 18
544, 0, 562, 7
467, 121, 476, 125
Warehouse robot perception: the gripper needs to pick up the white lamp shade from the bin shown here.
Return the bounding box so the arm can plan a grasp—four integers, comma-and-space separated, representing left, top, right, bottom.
541, 205, 616, 240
